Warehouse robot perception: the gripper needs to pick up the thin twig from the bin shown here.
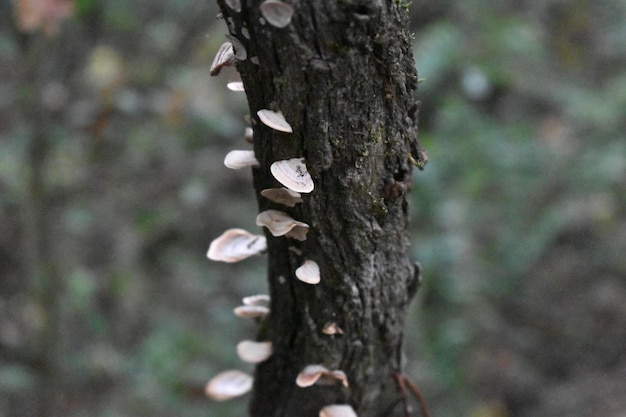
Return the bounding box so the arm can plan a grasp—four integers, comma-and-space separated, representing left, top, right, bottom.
402, 375, 431, 417
393, 372, 411, 417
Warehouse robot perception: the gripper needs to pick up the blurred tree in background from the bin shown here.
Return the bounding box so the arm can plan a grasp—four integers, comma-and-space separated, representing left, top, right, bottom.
0, 1, 625, 417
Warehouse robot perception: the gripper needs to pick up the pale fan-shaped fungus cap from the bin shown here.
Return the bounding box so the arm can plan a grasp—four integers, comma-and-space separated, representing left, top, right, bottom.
320, 405, 358, 417
261, 187, 303, 207
296, 365, 349, 388
270, 158, 314, 193
227, 81, 245, 91
207, 228, 267, 262
295, 260, 321, 285
224, 150, 259, 169
244, 127, 254, 143
259, 0, 295, 28
256, 210, 309, 241
236, 340, 273, 363
210, 42, 235, 76
257, 109, 293, 133
225, 34, 247, 60
322, 322, 344, 335
242, 294, 271, 307
233, 304, 270, 318
224, 0, 242, 13
205, 369, 253, 401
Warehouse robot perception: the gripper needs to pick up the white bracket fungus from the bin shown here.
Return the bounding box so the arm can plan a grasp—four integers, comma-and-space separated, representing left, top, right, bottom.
295, 260, 321, 285
256, 210, 309, 241
242, 294, 271, 307
226, 81, 245, 91
236, 340, 273, 363
260, 187, 303, 207
257, 109, 293, 133
319, 405, 358, 417
322, 322, 344, 335
270, 158, 314, 193
224, 0, 242, 13
244, 127, 254, 143
233, 304, 270, 318
205, 369, 253, 401
296, 364, 349, 388
224, 150, 259, 169
210, 42, 235, 76
207, 228, 267, 262
225, 34, 247, 60
259, 0, 295, 28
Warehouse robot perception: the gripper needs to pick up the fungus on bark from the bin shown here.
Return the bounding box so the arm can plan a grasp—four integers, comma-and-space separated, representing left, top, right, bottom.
257, 109, 293, 133
255, 209, 309, 240
205, 369, 253, 401
295, 259, 321, 285
236, 340, 273, 363
224, 150, 259, 169
259, 0, 294, 28
269, 158, 314, 193
207, 228, 266, 262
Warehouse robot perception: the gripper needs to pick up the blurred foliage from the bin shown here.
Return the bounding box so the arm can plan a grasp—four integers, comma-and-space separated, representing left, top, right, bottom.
0, 0, 625, 417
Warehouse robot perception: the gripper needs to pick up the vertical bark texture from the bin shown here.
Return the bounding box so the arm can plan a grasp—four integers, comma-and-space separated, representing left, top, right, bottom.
216, 1, 424, 416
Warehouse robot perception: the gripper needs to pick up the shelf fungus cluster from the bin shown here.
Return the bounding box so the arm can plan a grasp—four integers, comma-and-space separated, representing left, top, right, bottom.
205, 2, 356, 415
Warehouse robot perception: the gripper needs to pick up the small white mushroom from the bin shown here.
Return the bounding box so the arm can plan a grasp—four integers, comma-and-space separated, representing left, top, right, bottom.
270, 158, 314, 193
227, 81, 245, 91
224, 150, 259, 169
244, 127, 254, 143
207, 228, 267, 262
225, 34, 247, 60
236, 340, 273, 363
233, 304, 270, 318
322, 322, 344, 335
260, 0, 295, 28
257, 109, 293, 133
256, 210, 309, 241
224, 0, 242, 13
261, 187, 303, 207
295, 260, 321, 285
205, 369, 252, 401
319, 405, 358, 417
210, 42, 235, 76
296, 365, 349, 388
242, 294, 270, 307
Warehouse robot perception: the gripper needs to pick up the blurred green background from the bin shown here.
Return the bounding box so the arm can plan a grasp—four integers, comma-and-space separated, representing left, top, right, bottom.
1, 0, 625, 416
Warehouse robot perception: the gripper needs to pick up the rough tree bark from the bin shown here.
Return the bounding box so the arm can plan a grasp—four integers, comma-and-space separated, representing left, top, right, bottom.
215, 1, 426, 416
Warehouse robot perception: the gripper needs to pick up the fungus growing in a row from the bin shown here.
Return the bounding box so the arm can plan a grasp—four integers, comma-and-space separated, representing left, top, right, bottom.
320, 405, 358, 417
236, 340, 273, 363
233, 304, 270, 318
242, 293, 270, 307
227, 81, 245, 91
207, 228, 266, 262
322, 322, 344, 335
259, 0, 295, 28
257, 109, 293, 133
210, 42, 235, 76
270, 158, 314, 193
295, 364, 349, 388
295, 260, 320, 285
261, 187, 303, 207
205, 369, 252, 401
224, 150, 259, 169
256, 210, 309, 241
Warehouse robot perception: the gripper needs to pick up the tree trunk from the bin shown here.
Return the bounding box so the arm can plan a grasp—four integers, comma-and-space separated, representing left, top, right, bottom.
216, 1, 425, 416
